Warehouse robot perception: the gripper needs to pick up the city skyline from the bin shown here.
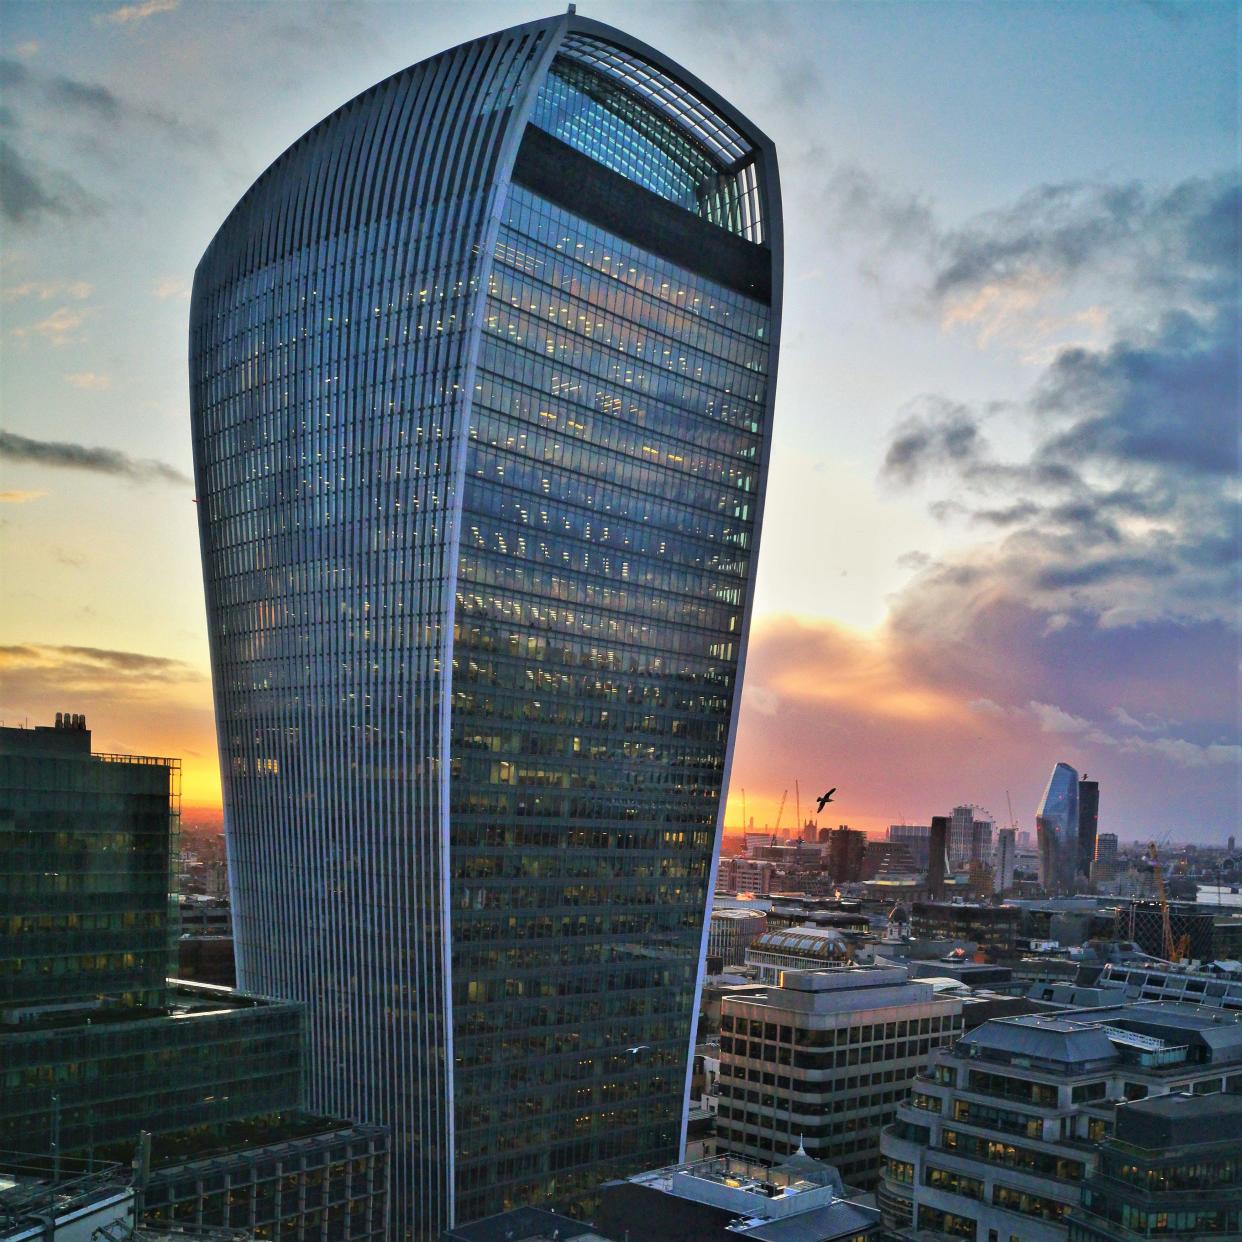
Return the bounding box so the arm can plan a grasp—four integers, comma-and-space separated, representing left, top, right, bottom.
2, 0, 1239, 845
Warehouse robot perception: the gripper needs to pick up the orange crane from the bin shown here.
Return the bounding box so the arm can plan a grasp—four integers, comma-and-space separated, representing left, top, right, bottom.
1148, 841, 1191, 963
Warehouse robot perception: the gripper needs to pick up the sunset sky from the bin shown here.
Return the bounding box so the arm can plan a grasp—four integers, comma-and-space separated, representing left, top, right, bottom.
1, 0, 1238, 840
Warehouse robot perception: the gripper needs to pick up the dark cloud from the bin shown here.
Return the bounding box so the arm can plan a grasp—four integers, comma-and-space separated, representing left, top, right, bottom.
0, 138, 69, 224
0, 643, 196, 681
0, 431, 189, 485
0, 55, 217, 157
1035, 306, 1240, 477
931, 175, 1236, 303
882, 397, 985, 484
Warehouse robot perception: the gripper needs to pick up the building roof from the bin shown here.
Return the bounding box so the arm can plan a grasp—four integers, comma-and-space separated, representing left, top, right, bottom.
1114, 1092, 1242, 1150
736, 1199, 879, 1242
749, 927, 850, 956
442, 1205, 613, 1242
959, 1015, 1118, 1066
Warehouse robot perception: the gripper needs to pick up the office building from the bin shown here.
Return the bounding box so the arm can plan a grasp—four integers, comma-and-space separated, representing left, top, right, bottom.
827, 827, 867, 884
598, 1151, 880, 1242
189, 13, 781, 1234
0, 715, 176, 1015
949, 806, 994, 869
879, 1002, 1242, 1240
887, 824, 931, 871
1067, 1092, 1242, 1242
862, 840, 916, 880
1092, 832, 1118, 884
910, 901, 1021, 956
135, 1120, 390, 1241
707, 908, 768, 965
928, 817, 950, 899
1037, 762, 1081, 894
0, 718, 390, 1239
714, 968, 963, 1188
716, 856, 778, 896
1077, 777, 1099, 884
994, 827, 1016, 895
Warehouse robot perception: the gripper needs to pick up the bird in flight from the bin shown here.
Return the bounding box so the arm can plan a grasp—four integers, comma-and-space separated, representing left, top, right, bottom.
816, 788, 836, 813
626, 1046, 651, 1055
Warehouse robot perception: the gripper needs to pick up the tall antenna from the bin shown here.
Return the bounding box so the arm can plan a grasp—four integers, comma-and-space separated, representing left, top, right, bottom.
795, 780, 802, 837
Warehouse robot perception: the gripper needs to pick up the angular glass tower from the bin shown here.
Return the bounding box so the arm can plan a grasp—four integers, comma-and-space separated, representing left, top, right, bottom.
189, 14, 780, 1238
1036, 761, 1080, 895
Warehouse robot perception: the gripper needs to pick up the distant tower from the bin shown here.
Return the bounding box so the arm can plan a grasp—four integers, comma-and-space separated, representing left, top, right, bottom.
994, 827, 1016, 895
1036, 762, 1080, 894
1077, 775, 1100, 882
927, 816, 950, 899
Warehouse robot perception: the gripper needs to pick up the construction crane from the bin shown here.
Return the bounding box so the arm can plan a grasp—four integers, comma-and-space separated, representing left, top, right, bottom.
773, 789, 788, 836
1147, 841, 1191, 963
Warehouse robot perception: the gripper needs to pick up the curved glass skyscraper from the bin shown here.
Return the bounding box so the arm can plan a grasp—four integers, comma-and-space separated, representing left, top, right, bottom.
189, 13, 780, 1237
1036, 761, 1080, 894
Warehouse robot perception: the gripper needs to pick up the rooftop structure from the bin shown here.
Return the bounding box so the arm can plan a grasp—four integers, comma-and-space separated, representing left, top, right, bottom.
598, 1152, 880, 1242
743, 925, 852, 983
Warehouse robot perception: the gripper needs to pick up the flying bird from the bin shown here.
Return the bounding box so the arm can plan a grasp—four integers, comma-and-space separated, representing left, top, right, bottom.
626, 1046, 651, 1055
816, 788, 836, 813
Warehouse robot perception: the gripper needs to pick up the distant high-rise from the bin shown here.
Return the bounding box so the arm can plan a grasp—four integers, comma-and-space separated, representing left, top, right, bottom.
948, 804, 993, 867
828, 825, 867, 884
1078, 775, 1099, 882
887, 823, 931, 870
927, 816, 949, 899
1036, 761, 1080, 894
189, 13, 781, 1236
1092, 834, 1122, 884
993, 826, 1016, 895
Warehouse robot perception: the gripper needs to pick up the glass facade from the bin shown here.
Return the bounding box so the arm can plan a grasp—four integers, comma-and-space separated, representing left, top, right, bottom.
190, 14, 780, 1239
1, 984, 303, 1154
1036, 761, 1080, 894
0, 719, 179, 1013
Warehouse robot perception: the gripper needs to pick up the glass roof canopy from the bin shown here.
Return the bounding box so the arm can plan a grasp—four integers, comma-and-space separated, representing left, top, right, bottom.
559, 34, 754, 169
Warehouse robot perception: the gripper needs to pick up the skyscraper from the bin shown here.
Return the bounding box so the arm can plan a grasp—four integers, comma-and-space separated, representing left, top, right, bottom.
1077, 775, 1099, 882
189, 13, 781, 1237
1036, 761, 1080, 894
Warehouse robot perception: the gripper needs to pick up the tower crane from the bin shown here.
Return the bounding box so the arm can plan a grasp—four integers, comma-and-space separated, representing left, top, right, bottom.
773, 789, 788, 837
1148, 841, 1190, 963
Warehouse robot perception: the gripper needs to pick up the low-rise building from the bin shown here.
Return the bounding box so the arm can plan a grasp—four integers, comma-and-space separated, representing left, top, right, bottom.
879, 1001, 1242, 1241
598, 1151, 880, 1242
714, 968, 963, 1188
911, 902, 1021, 957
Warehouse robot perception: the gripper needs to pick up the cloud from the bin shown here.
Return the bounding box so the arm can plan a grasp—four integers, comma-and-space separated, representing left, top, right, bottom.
0, 489, 46, 504
66, 371, 111, 391
882, 397, 987, 484
1028, 700, 1093, 734
11, 305, 88, 345
3, 280, 92, 301
0, 644, 202, 701
152, 277, 189, 301
99, 0, 179, 25
0, 431, 189, 484
0, 139, 93, 226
